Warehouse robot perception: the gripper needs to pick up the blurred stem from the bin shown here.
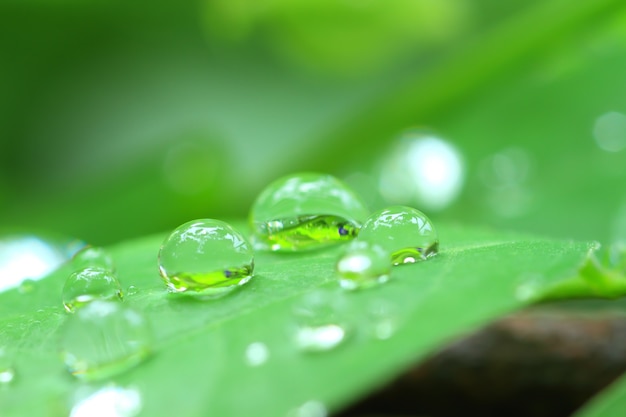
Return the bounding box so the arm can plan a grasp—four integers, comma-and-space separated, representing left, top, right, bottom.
298, 0, 624, 171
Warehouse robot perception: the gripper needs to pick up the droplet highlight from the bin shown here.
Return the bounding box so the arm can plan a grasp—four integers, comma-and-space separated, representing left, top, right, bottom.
59, 301, 152, 381
250, 173, 369, 251
158, 219, 254, 295
358, 205, 439, 265
62, 267, 123, 313
336, 241, 391, 290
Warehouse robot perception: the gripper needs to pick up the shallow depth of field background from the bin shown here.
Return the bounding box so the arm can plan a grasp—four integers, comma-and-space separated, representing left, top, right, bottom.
1, 0, 626, 248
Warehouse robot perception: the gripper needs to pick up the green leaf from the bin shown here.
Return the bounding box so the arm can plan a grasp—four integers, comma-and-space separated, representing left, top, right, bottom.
0, 224, 599, 416
574, 374, 626, 417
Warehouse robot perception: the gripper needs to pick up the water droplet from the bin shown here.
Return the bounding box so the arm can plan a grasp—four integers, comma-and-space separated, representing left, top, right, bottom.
0, 347, 15, 386
478, 148, 534, 218
158, 219, 254, 295
59, 301, 152, 381
245, 342, 269, 367
126, 285, 139, 296
62, 267, 123, 313
286, 400, 328, 417
379, 131, 464, 211
0, 234, 86, 293
336, 241, 391, 290
593, 111, 626, 152
250, 173, 369, 251
515, 273, 544, 302
71, 246, 116, 272
358, 205, 439, 265
292, 290, 349, 352
367, 300, 399, 340
18, 278, 36, 294
70, 385, 142, 417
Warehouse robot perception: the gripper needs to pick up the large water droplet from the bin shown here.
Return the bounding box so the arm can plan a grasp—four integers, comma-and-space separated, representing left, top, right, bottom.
59, 301, 152, 381
71, 246, 116, 272
158, 219, 254, 296
292, 290, 349, 352
336, 241, 391, 290
250, 173, 369, 251
70, 385, 142, 417
62, 267, 124, 313
0, 234, 86, 293
378, 131, 464, 211
358, 205, 439, 265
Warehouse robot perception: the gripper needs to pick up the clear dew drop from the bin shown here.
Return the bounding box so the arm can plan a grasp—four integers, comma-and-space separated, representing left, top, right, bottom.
367, 300, 399, 340
0, 234, 86, 294
158, 219, 254, 296
358, 205, 439, 265
18, 278, 36, 294
245, 342, 270, 367
0, 347, 15, 386
71, 246, 116, 272
126, 285, 139, 296
62, 267, 123, 313
286, 400, 328, 417
336, 241, 391, 290
70, 385, 142, 417
292, 290, 349, 353
249, 173, 369, 251
59, 301, 152, 381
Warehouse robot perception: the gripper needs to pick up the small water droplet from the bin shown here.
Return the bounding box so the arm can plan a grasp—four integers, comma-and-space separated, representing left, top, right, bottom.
59, 301, 152, 381
249, 173, 369, 251
158, 219, 254, 296
515, 273, 544, 302
286, 400, 328, 417
245, 342, 269, 367
18, 278, 36, 294
379, 131, 464, 211
336, 241, 391, 290
292, 290, 349, 352
70, 385, 142, 417
126, 285, 139, 296
367, 300, 399, 340
0, 347, 15, 386
0, 234, 86, 293
358, 206, 439, 265
62, 267, 123, 313
71, 246, 116, 272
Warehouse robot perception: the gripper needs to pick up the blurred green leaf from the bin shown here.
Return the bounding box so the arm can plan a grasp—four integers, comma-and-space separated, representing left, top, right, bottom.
574, 374, 626, 417
0, 224, 596, 416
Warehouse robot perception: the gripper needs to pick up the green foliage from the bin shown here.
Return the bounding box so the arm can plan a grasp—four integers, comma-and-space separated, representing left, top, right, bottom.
0, 225, 599, 416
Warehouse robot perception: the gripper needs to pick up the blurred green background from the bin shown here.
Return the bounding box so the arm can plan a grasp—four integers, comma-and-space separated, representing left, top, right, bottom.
1, 0, 626, 246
